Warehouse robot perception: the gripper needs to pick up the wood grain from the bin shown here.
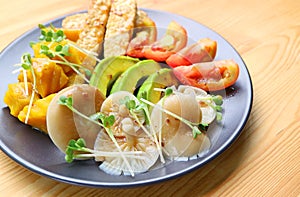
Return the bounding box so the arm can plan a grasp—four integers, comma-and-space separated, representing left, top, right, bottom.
0, 0, 299, 196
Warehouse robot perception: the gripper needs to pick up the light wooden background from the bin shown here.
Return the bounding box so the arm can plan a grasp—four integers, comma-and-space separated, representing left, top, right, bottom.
0, 0, 299, 196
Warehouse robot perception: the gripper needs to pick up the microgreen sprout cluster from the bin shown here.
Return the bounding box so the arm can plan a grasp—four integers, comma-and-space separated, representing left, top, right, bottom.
119, 96, 165, 163
65, 138, 89, 163
58, 96, 115, 133
21, 53, 33, 70
32, 24, 95, 82
90, 112, 115, 128
14, 53, 37, 124
58, 95, 136, 177
38, 24, 66, 42
198, 94, 223, 122
65, 138, 144, 163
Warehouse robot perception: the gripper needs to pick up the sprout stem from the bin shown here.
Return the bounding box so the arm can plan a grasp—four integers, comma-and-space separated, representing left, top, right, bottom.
140, 98, 202, 138
60, 97, 135, 177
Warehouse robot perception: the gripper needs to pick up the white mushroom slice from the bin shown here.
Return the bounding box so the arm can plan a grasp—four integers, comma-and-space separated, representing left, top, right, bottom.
177, 85, 207, 97
151, 91, 211, 159
47, 87, 79, 152
199, 101, 216, 125
100, 91, 145, 137
177, 85, 216, 124
94, 130, 159, 176
72, 85, 105, 149
47, 84, 105, 152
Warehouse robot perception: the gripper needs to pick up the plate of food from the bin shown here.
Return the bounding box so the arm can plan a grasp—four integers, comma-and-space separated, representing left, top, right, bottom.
0, 0, 252, 187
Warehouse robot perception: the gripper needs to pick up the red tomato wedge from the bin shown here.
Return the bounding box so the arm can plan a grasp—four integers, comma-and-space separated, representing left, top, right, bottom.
173, 60, 239, 91
166, 38, 217, 68
143, 21, 187, 62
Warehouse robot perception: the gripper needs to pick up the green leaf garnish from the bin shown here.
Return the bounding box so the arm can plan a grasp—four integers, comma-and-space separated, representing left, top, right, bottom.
165, 87, 173, 97
61, 45, 71, 56
192, 126, 202, 138
199, 123, 208, 131
216, 112, 222, 121
197, 94, 224, 122
125, 99, 136, 110
58, 95, 73, 107
55, 44, 63, 52
212, 95, 223, 105
59, 96, 136, 176
38, 24, 47, 29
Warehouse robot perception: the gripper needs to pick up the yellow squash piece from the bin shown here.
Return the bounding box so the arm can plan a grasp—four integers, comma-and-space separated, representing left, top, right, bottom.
3, 82, 40, 117
18, 94, 56, 134
18, 58, 69, 98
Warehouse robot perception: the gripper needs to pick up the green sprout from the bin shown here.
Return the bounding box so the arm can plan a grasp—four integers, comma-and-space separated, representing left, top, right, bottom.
165, 87, 173, 97
65, 138, 144, 163
197, 94, 224, 122
16, 53, 38, 124
58, 96, 136, 176
38, 24, 66, 42
119, 95, 165, 163
90, 112, 115, 128
34, 24, 92, 82
21, 53, 32, 70
140, 97, 206, 139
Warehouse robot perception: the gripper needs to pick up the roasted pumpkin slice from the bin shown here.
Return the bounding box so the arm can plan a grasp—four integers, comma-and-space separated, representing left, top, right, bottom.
18, 58, 69, 98
18, 94, 56, 133
31, 40, 86, 67
3, 82, 39, 117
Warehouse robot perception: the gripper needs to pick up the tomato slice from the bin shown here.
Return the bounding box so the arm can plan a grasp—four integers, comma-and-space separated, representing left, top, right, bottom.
173, 60, 239, 91
126, 31, 150, 58
126, 20, 157, 58
143, 21, 187, 62
166, 38, 217, 68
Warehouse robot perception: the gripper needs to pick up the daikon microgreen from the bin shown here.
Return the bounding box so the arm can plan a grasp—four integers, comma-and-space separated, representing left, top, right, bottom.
35, 24, 92, 82
16, 53, 37, 124
120, 96, 165, 163
58, 96, 136, 177
140, 98, 205, 138
65, 138, 144, 163
197, 94, 224, 122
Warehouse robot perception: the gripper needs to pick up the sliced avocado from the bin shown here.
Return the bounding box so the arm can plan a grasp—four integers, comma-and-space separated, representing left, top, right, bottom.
137, 68, 178, 104
89, 56, 139, 97
110, 60, 161, 94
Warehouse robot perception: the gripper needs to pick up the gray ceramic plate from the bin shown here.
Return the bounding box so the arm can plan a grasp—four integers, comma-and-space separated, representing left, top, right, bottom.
0, 9, 253, 187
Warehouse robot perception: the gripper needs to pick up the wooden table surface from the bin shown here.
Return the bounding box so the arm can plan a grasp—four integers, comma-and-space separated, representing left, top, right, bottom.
0, 0, 299, 196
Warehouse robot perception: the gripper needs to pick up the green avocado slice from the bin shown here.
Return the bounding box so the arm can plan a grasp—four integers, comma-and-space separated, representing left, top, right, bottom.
110, 60, 161, 94
89, 56, 139, 97
137, 68, 178, 104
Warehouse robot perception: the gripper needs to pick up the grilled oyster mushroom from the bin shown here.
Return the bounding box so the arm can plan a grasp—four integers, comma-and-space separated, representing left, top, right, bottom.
177, 85, 217, 125
47, 84, 105, 152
